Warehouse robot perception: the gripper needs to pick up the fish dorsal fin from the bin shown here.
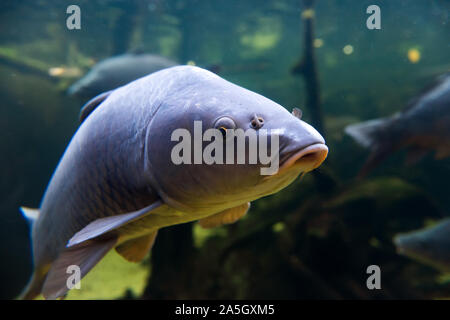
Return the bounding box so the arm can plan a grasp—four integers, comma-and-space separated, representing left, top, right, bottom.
292, 107, 303, 120
402, 73, 450, 114
127, 46, 145, 55
115, 231, 158, 262
68, 200, 164, 247
79, 90, 113, 123
198, 202, 250, 229
42, 237, 117, 299
20, 207, 40, 227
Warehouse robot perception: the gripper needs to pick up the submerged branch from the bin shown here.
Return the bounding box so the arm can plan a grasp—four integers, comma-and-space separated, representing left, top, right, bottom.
0, 51, 55, 82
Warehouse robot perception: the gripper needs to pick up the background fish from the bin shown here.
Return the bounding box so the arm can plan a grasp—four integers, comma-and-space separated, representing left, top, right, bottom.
67, 52, 178, 98
345, 73, 450, 177
394, 219, 450, 272
20, 65, 327, 299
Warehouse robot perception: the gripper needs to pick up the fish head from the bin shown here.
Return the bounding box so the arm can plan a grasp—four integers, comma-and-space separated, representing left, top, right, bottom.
68, 69, 103, 98
68, 57, 124, 98
394, 221, 450, 272
395, 232, 433, 258
393, 232, 445, 271
394, 219, 450, 272
146, 66, 328, 214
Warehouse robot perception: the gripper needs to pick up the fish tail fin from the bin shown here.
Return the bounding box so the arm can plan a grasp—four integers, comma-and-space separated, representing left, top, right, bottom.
344, 118, 389, 149
17, 269, 46, 300
18, 207, 43, 299
345, 117, 397, 178
20, 207, 40, 228
42, 238, 117, 299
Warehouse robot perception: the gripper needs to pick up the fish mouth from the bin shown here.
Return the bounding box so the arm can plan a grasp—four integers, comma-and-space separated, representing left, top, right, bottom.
279, 143, 328, 174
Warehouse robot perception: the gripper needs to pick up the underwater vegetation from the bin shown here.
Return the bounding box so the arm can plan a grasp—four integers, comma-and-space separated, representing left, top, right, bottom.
0, 0, 450, 299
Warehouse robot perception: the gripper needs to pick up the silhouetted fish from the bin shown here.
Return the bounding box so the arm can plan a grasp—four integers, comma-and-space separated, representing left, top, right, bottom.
345, 73, 450, 177
394, 219, 450, 272
67, 52, 177, 98
20, 66, 328, 299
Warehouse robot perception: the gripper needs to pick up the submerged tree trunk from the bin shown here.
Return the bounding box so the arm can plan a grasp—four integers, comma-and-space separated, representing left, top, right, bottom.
292, 0, 336, 194
142, 223, 195, 299
292, 0, 325, 138
111, 1, 140, 55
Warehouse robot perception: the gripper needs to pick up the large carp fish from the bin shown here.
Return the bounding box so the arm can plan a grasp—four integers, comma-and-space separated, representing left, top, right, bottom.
20, 66, 328, 299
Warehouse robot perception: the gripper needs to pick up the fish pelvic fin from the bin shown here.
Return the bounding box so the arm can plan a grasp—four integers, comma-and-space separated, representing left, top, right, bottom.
20, 207, 40, 228
357, 145, 395, 179
198, 202, 250, 229
116, 231, 158, 262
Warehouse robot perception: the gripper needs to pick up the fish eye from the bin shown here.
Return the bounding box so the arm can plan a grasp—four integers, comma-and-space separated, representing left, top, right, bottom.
214, 117, 236, 137
218, 126, 227, 137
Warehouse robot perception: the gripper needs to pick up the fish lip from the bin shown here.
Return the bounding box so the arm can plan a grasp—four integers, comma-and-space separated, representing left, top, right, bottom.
279, 143, 328, 173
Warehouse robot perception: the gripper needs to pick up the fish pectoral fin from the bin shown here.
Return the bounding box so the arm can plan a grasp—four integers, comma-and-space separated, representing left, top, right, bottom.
68, 200, 164, 247
198, 202, 250, 229
42, 237, 117, 299
79, 90, 113, 123
115, 231, 158, 263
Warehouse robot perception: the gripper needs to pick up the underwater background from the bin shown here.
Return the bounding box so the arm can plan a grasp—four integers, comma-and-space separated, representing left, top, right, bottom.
1, 0, 450, 299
